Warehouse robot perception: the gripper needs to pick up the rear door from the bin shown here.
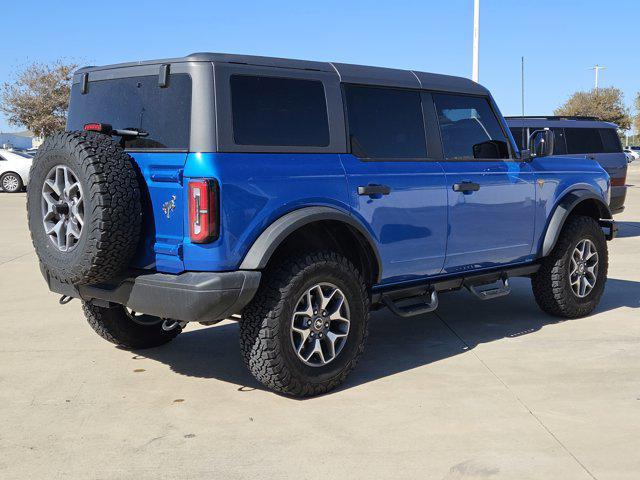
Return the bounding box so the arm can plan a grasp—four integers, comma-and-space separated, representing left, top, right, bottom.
340, 85, 448, 285
432, 93, 536, 273
67, 72, 192, 273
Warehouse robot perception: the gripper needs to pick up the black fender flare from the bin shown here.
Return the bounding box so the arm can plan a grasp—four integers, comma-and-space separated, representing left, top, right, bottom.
239, 206, 383, 282
539, 189, 612, 257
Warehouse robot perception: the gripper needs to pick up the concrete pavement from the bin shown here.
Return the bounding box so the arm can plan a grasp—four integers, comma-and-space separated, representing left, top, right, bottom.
1, 164, 639, 479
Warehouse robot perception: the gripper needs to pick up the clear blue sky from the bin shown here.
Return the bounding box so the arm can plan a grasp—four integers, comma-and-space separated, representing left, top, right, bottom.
1, 0, 638, 132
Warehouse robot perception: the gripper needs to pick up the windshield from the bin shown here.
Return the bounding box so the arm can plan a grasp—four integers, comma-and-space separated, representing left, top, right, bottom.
67, 73, 192, 150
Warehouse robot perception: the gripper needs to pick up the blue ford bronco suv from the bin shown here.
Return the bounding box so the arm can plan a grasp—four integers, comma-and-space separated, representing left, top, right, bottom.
26, 53, 616, 396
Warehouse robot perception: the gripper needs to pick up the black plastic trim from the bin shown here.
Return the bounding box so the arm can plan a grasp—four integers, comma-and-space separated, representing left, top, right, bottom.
539, 189, 613, 257
371, 263, 539, 306
41, 267, 261, 323
239, 206, 383, 282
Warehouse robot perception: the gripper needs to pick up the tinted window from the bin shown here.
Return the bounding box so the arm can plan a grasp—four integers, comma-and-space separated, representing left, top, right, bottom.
67, 74, 192, 149
433, 94, 509, 160
565, 128, 603, 154
526, 127, 567, 155
551, 128, 567, 154
599, 128, 622, 153
344, 85, 427, 158
510, 127, 525, 150
230, 75, 329, 147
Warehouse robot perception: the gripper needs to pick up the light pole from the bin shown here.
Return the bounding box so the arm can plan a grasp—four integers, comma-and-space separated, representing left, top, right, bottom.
589, 64, 606, 91
472, 0, 480, 82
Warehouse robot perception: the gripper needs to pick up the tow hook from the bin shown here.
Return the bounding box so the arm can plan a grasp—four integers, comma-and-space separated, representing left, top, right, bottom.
162, 319, 188, 331
59, 295, 74, 305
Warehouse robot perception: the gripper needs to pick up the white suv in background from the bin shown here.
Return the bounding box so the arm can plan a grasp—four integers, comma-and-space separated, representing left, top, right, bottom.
0, 149, 33, 193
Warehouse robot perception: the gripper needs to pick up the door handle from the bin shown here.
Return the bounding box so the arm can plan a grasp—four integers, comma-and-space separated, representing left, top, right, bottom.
452, 181, 480, 193
358, 184, 391, 196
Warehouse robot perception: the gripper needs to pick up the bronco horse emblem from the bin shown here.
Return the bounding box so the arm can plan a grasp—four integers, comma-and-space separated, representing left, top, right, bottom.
162, 195, 176, 219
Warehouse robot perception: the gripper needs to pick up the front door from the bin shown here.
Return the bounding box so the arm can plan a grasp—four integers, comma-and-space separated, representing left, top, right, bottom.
431, 93, 536, 274
340, 84, 448, 285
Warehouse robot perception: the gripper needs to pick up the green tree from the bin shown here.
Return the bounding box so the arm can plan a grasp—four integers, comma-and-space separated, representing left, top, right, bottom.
0, 60, 77, 138
554, 87, 631, 130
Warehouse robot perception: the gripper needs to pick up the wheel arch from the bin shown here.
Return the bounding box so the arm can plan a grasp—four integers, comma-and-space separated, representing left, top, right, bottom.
539, 189, 611, 258
239, 207, 382, 285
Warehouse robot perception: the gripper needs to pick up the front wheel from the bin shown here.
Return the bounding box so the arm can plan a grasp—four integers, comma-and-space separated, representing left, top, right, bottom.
240, 251, 370, 397
532, 215, 608, 318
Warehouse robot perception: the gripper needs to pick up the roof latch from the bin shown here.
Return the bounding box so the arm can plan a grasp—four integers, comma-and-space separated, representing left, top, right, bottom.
158, 64, 170, 88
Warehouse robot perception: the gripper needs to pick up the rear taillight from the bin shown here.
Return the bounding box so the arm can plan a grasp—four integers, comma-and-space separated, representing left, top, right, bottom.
188, 180, 219, 243
611, 176, 626, 187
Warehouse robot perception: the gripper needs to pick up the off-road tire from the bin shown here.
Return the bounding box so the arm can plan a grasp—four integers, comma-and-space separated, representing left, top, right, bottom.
83, 302, 181, 349
1, 172, 23, 193
240, 251, 370, 397
27, 131, 142, 285
532, 215, 608, 318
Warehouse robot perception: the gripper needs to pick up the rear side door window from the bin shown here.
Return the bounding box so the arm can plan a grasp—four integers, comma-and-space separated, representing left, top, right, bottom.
230, 75, 329, 147
432, 93, 510, 160
509, 127, 525, 150
343, 85, 427, 159
551, 128, 567, 154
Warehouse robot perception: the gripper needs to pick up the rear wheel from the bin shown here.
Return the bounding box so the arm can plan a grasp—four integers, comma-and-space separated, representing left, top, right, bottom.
240, 251, 369, 397
532, 215, 608, 318
1, 172, 23, 193
83, 302, 182, 349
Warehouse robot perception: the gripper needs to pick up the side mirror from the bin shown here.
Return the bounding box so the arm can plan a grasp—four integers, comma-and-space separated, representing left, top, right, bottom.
529, 128, 555, 157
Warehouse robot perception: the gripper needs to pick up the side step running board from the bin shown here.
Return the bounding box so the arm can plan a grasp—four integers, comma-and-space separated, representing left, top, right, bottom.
382, 289, 438, 318
465, 275, 511, 301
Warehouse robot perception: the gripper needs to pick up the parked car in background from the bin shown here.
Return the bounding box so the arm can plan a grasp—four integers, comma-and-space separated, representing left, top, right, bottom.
624, 149, 635, 163
0, 148, 32, 192
506, 116, 628, 214
624, 146, 640, 161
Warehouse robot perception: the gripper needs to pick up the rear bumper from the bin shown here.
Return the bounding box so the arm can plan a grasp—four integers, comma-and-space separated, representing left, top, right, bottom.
610, 186, 626, 214
42, 267, 261, 323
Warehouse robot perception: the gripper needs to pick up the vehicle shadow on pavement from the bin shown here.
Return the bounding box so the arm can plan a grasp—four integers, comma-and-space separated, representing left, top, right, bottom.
135, 277, 640, 396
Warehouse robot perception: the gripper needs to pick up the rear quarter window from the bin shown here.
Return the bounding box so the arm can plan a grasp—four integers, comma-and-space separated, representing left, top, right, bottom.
67, 74, 192, 150
599, 128, 622, 153
230, 75, 330, 147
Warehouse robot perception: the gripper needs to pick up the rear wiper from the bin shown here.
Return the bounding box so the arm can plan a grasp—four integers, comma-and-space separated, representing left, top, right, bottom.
83, 123, 149, 138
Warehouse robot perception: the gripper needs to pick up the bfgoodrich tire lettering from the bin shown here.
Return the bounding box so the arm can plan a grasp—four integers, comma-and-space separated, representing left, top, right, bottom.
27, 131, 142, 285
532, 215, 608, 318
240, 251, 370, 397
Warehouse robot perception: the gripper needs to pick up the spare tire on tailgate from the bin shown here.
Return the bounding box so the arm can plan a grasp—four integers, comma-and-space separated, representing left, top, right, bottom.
27, 131, 142, 286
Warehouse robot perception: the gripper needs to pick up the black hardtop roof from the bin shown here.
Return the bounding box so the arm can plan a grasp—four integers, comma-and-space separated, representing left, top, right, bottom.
75, 52, 488, 95
504, 116, 619, 129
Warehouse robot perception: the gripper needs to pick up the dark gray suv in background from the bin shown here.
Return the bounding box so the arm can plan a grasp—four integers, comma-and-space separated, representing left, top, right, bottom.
506, 116, 627, 213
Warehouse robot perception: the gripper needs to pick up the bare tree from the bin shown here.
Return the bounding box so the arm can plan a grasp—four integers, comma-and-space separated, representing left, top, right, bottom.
0, 60, 77, 138
554, 87, 631, 131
